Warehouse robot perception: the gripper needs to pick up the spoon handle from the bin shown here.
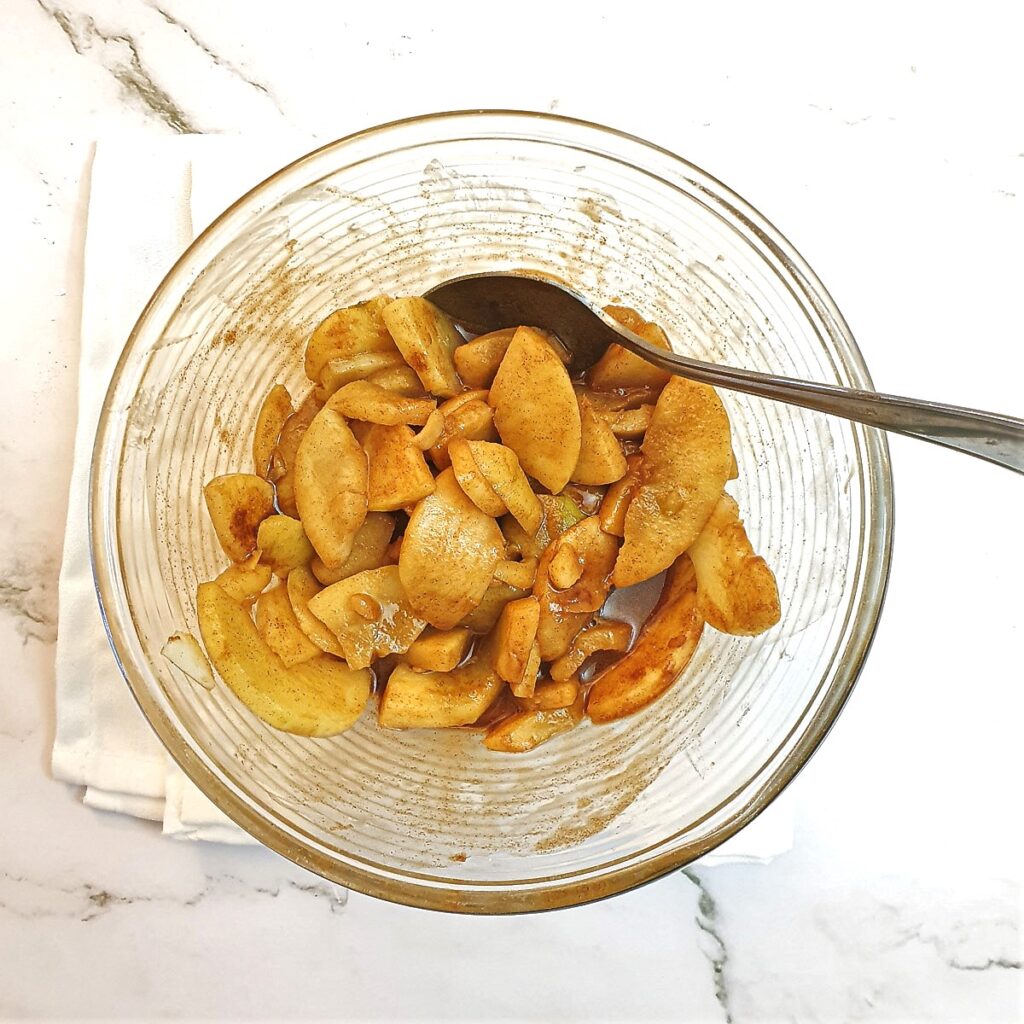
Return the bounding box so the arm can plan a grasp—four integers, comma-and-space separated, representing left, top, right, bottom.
628, 343, 1024, 474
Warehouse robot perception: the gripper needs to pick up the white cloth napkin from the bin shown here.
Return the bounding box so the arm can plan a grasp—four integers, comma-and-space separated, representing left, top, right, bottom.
52, 137, 793, 860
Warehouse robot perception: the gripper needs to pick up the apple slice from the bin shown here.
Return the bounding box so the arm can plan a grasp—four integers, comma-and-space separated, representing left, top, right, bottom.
379, 641, 502, 729
161, 632, 215, 690
381, 297, 462, 398
271, 392, 322, 518
257, 515, 315, 577
613, 376, 732, 587
587, 556, 704, 723
215, 550, 272, 606
363, 423, 436, 511
452, 328, 517, 388
572, 391, 628, 486
304, 297, 397, 384
285, 566, 347, 658
404, 627, 472, 672
252, 384, 292, 478
534, 515, 618, 660
461, 440, 542, 535
366, 364, 427, 397
294, 405, 368, 569
203, 474, 276, 562
549, 618, 632, 681
196, 582, 371, 737
448, 438, 507, 517
428, 394, 497, 470
255, 583, 321, 667
603, 404, 654, 440
493, 596, 540, 687
318, 351, 406, 400
326, 381, 436, 426
597, 454, 642, 537
587, 305, 673, 392
492, 557, 538, 591
483, 693, 585, 753
307, 565, 427, 669
399, 468, 504, 629
309, 512, 395, 586
516, 678, 580, 712
489, 326, 581, 493
688, 493, 781, 636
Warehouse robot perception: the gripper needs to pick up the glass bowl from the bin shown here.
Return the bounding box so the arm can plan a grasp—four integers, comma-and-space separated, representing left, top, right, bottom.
91, 111, 892, 912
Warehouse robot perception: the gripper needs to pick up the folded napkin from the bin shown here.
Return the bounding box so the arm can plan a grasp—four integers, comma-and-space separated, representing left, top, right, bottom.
52, 137, 794, 860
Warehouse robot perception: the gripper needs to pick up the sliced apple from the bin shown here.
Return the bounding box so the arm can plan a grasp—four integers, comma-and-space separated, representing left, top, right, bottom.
285, 566, 347, 658
587, 305, 673, 392
399, 468, 504, 629
727, 445, 739, 480
304, 297, 396, 384
381, 297, 462, 397
363, 423, 436, 511
687, 493, 781, 636
310, 512, 395, 586
203, 473, 276, 562
572, 391, 628, 486
317, 351, 407, 400
196, 581, 371, 737
459, 579, 529, 634
215, 550, 272, 606
161, 632, 215, 690
549, 618, 632, 681
613, 376, 732, 587
492, 557, 538, 590
516, 678, 580, 712
429, 397, 497, 470
252, 384, 292, 478
366, 364, 427, 397
603, 404, 654, 440
269, 392, 321, 518
534, 516, 618, 660
598, 454, 642, 537
411, 409, 445, 450
308, 565, 427, 669
404, 627, 472, 672
587, 556, 704, 724
326, 380, 436, 426
489, 326, 581, 493
448, 438, 507, 517
294, 405, 368, 569
483, 693, 585, 753
494, 596, 540, 687
513, 642, 541, 699
462, 440, 542, 534
255, 583, 321, 667
452, 328, 517, 388
257, 515, 315, 577
379, 641, 502, 729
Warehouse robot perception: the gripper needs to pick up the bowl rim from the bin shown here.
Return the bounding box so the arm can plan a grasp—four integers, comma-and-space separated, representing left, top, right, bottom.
90, 109, 894, 913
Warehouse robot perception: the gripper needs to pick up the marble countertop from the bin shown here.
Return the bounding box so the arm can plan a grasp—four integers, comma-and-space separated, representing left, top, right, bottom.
1, 1, 1021, 1019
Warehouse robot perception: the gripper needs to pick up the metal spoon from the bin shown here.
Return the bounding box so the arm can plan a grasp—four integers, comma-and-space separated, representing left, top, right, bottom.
426, 272, 1024, 474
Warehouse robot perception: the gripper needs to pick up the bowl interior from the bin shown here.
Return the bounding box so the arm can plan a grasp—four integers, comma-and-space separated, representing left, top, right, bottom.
92, 113, 891, 912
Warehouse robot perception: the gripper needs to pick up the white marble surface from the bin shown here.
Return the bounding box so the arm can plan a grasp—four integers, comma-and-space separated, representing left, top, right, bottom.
1, 1, 1021, 1019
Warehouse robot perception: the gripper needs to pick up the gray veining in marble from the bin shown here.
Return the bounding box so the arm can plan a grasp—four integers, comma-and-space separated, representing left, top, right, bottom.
686, 869, 734, 1024
35, 0, 200, 133
0, 553, 58, 644
149, 3, 282, 113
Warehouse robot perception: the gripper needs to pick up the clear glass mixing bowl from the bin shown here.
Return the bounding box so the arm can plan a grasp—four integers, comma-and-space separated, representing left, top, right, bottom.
91, 111, 892, 912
